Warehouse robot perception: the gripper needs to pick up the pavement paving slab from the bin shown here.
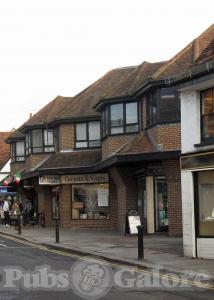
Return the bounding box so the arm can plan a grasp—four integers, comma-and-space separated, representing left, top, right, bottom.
0, 226, 214, 279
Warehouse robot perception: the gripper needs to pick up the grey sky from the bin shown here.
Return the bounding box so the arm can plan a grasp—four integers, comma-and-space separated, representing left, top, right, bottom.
0, 0, 213, 131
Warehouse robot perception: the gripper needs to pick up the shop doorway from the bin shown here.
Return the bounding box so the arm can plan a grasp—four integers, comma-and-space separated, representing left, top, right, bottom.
154, 176, 168, 232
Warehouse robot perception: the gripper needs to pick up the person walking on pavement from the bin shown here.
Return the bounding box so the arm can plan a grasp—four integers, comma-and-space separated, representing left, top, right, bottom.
3, 199, 10, 227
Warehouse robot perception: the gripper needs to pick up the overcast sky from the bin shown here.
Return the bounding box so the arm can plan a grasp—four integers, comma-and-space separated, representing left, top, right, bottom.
0, 0, 213, 131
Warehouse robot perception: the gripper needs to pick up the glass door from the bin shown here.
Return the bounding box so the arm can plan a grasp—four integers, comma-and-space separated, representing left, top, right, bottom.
155, 176, 168, 232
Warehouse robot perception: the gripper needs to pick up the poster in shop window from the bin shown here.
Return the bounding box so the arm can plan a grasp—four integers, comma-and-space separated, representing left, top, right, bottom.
97, 189, 109, 207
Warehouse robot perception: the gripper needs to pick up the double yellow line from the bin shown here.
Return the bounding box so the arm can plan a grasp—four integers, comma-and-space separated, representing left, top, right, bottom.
0, 233, 214, 291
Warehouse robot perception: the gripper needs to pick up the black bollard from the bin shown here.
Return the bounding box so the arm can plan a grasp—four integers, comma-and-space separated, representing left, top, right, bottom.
137, 225, 144, 260
55, 218, 59, 243
18, 215, 22, 235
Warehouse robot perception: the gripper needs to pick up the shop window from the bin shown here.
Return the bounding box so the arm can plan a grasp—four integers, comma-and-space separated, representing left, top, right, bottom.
154, 176, 168, 232
102, 101, 139, 137
197, 171, 214, 237
201, 88, 214, 140
11, 141, 25, 162
75, 121, 101, 148
71, 183, 109, 220
25, 129, 55, 154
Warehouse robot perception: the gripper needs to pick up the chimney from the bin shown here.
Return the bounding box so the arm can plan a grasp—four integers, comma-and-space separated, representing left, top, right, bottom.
29, 113, 33, 119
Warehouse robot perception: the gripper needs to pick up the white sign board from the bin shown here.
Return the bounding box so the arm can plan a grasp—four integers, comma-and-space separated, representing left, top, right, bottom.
97, 189, 109, 207
128, 215, 141, 234
39, 175, 60, 185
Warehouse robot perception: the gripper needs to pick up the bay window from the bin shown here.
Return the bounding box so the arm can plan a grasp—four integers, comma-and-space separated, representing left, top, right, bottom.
25, 129, 55, 154
75, 121, 101, 148
201, 88, 214, 140
102, 101, 139, 136
11, 141, 25, 162
147, 93, 157, 127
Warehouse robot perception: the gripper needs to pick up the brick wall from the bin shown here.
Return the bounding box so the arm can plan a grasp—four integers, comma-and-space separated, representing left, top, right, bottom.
110, 166, 138, 233
58, 124, 75, 151
148, 123, 181, 151
102, 134, 137, 160
163, 159, 182, 236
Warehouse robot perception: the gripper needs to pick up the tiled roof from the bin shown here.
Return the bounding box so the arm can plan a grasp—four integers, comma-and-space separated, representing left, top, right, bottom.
0, 132, 11, 169
194, 38, 214, 65
21, 96, 75, 129
153, 23, 214, 80
57, 61, 165, 119
38, 150, 101, 170
119, 132, 155, 155
5, 128, 24, 142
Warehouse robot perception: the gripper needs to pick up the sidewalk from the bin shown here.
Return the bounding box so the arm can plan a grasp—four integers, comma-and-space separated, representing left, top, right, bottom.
1, 226, 214, 278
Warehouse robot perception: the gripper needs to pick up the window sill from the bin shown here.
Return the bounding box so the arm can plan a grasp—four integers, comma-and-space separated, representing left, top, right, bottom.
194, 140, 214, 148
74, 146, 101, 150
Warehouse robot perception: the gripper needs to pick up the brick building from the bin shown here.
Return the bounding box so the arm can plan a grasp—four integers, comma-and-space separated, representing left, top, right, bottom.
7, 24, 213, 237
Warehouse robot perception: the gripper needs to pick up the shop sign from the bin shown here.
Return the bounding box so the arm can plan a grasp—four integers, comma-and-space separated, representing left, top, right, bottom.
181, 152, 214, 170
39, 175, 61, 185
61, 173, 109, 184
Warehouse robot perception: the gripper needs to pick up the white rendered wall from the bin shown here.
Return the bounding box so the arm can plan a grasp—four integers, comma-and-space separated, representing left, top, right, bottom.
181, 90, 201, 153
181, 170, 196, 258
197, 239, 214, 259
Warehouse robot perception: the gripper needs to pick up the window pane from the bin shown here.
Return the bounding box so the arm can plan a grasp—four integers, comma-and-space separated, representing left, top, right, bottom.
202, 114, 214, 139
32, 130, 43, 148
110, 104, 123, 127
198, 171, 214, 236
76, 123, 87, 141
126, 124, 139, 133
89, 140, 101, 147
44, 146, 55, 152
44, 129, 54, 146
72, 184, 110, 220
16, 141, 25, 156
111, 126, 123, 134
202, 89, 214, 114
76, 141, 87, 148
89, 121, 101, 141
126, 102, 138, 124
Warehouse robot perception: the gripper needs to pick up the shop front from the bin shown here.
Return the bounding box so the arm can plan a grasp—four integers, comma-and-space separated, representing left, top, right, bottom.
136, 164, 168, 234
61, 174, 110, 221
181, 151, 214, 259
135, 159, 181, 236
35, 172, 117, 229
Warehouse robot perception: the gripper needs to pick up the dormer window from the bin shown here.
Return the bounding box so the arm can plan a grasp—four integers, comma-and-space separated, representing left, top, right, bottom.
102, 101, 139, 137
75, 121, 101, 148
25, 129, 55, 154
11, 141, 25, 162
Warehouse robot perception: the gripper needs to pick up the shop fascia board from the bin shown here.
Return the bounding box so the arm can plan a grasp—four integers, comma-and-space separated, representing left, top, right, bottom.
94, 150, 181, 171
